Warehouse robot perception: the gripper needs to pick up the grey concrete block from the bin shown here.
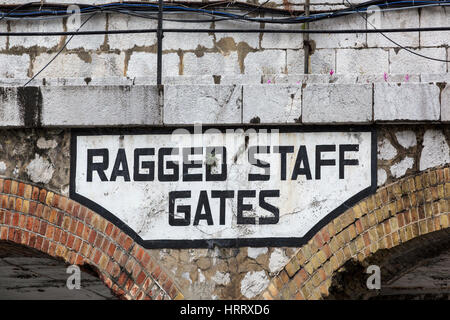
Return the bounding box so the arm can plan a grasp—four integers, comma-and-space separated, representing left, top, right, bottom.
182, 52, 241, 76
243, 85, 301, 124
33, 52, 125, 79
374, 83, 440, 121
261, 24, 304, 49
108, 14, 157, 50
9, 19, 63, 49
367, 10, 419, 48
336, 48, 389, 74
41, 85, 161, 126
302, 84, 372, 123
126, 52, 179, 78
420, 73, 450, 83
287, 49, 335, 74
164, 85, 242, 124
66, 14, 107, 51
309, 14, 366, 49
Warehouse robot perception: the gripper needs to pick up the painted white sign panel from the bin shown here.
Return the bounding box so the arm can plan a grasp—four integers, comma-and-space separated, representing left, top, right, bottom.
70, 127, 376, 248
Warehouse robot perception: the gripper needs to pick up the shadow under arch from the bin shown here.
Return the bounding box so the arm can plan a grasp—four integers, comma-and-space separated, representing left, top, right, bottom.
0, 177, 183, 300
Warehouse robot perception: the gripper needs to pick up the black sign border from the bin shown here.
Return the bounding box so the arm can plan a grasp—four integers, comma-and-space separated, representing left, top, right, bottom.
70, 125, 377, 249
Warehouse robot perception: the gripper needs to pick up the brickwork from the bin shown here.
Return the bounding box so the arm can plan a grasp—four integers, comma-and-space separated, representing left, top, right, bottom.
261, 165, 450, 300
0, 178, 184, 300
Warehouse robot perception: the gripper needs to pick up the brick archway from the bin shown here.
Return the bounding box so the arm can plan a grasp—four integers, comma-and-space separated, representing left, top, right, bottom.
261, 165, 450, 300
0, 178, 183, 300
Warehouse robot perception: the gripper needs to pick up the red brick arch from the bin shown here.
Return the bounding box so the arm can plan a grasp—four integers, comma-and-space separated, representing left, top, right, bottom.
261, 165, 450, 300
0, 178, 184, 300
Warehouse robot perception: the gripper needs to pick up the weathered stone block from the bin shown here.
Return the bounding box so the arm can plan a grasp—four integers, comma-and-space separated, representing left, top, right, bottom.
309, 14, 366, 49
419, 130, 450, 170
302, 83, 372, 123
162, 17, 214, 51
442, 84, 450, 122
243, 84, 301, 123
374, 83, 440, 121
287, 49, 335, 74
356, 74, 420, 83
66, 14, 107, 50
336, 49, 389, 74
219, 74, 261, 85
0, 87, 22, 127
161, 75, 212, 85
214, 19, 260, 49
41, 85, 161, 126
164, 85, 242, 124
0, 22, 6, 50
182, 52, 241, 75
108, 14, 157, 50
367, 10, 419, 48
420, 7, 450, 47
420, 73, 450, 83
261, 25, 304, 50
9, 19, 63, 49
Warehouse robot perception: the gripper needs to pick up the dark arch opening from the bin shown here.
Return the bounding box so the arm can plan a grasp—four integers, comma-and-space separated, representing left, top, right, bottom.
0, 240, 118, 300
326, 229, 450, 300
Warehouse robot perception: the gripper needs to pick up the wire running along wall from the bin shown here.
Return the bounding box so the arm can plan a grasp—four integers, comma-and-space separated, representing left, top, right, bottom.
1, 1, 449, 85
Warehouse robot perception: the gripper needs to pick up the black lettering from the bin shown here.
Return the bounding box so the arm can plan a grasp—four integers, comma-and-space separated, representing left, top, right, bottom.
237, 190, 256, 224
339, 144, 359, 179
110, 149, 130, 181
183, 147, 203, 182
133, 148, 155, 181
259, 190, 280, 224
291, 145, 312, 180
248, 146, 270, 181
158, 148, 179, 182
168, 191, 191, 226
206, 147, 227, 181
211, 190, 234, 225
274, 146, 294, 180
87, 149, 109, 182
193, 191, 213, 225
315, 145, 336, 180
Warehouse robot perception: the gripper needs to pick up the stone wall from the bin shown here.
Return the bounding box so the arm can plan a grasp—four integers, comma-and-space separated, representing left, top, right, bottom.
0, 2, 448, 80
0, 124, 448, 299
